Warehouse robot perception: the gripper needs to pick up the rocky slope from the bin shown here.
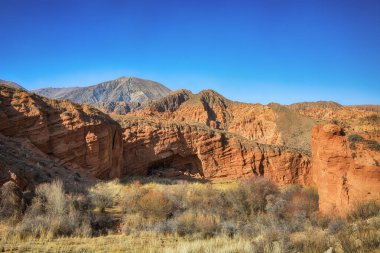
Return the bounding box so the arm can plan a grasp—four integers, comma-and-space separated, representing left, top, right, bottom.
133, 89, 315, 152
0, 85, 124, 180
311, 124, 380, 216
0, 79, 25, 90
33, 87, 81, 98
288, 101, 379, 122
0, 133, 95, 191
289, 101, 380, 143
33, 77, 171, 114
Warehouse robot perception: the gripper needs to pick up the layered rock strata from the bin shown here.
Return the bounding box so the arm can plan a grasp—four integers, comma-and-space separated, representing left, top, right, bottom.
0, 85, 124, 179
119, 117, 312, 186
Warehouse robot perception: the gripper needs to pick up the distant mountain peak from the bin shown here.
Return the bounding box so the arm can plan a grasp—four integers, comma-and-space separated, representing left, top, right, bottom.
0, 79, 25, 90
33, 76, 171, 114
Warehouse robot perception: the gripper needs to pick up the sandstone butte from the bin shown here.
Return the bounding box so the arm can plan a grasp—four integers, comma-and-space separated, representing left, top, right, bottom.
0, 85, 379, 216
312, 124, 380, 216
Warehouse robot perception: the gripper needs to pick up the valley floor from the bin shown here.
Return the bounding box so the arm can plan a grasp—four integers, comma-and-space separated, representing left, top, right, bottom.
1, 177, 380, 253
1, 234, 253, 253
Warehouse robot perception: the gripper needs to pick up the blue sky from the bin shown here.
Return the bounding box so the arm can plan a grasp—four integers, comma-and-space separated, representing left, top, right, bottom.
0, 0, 379, 105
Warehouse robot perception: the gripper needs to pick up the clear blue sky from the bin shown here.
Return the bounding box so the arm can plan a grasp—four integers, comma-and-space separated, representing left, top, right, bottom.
1, 0, 379, 105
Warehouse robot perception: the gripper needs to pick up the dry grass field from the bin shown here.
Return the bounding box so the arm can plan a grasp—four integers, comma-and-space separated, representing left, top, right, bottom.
1, 177, 380, 252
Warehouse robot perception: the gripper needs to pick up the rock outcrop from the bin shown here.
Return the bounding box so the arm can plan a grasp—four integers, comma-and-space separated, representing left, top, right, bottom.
118, 117, 312, 185
311, 124, 380, 216
0, 85, 124, 180
0, 133, 95, 191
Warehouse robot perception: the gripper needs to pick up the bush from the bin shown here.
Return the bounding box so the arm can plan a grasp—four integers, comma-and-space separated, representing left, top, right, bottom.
172, 211, 221, 237
245, 177, 280, 213
121, 182, 147, 213
365, 139, 380, 151
328, 217, 346, 234
290, 230, 329, 253
225, 177, 279, 219
11, 180, 91, 239
349, 200, 380, 220
0, 181, 25, 223
138, 190, 175, 219
348, 134, 364, 149
282, 186, 319, 219
90, 189, 114, 213
183, 183, 224, 216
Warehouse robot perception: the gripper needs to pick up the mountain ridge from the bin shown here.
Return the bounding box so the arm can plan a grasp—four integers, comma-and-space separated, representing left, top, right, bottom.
33, 76, 171, 114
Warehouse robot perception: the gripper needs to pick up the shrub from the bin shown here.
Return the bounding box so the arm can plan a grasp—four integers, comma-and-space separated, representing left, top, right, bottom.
183, 183, 224, 216
90, 189, 114, 213
121, 182, 147, 213
121, 213, 148, 234
243, 177, 279, 213
349, 200, 380, 220
283, 186, 319, 219
11, 180, 91, 239
225, 177, 279, 219
138, 190, 174, 219
194, 213, 221, 238
172, 211, 221, 237
0, 181, 25, 223
290, 230, 329, 253
364, 139, 380, 151
172, 211, 196, 236
310, 212, 330, 228
328, 217, 346, 234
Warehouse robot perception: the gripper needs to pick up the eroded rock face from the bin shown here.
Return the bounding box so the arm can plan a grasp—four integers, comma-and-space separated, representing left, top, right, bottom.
0, 133, 96, 191
0, 86, 124, 179
132, 89, 316, 152
311, 124, 380, 216
120, 118, 312, 185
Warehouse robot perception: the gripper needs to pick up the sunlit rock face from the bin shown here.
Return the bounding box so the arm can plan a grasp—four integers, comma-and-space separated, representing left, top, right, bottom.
311, 124, 380, 216
0, 85, 124, 180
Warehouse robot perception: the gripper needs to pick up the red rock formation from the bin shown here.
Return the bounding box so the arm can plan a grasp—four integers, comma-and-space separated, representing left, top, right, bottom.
0, 133, 95, 191
120, 118, 312, 186
0, 86, 124, 179
133, 89, 315, 152
311, 124, 380, 216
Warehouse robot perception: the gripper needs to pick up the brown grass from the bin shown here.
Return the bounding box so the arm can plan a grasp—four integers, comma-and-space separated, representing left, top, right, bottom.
1, 177, 379, 252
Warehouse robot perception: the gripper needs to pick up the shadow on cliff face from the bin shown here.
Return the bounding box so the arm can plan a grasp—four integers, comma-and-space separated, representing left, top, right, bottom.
0, 86, 124, 181
147, 154, 206, 181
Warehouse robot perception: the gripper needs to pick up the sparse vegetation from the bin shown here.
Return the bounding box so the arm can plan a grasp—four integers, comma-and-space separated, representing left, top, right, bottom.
348, 133, 380, 151
1, 177, 379, 252
3, 180, 91, 240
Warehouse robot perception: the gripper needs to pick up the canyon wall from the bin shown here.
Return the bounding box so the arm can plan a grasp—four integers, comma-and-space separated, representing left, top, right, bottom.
120, 118, 312, 186
0, 86, 124, 179
311, 124, 380, 216
135, 89, 315, 151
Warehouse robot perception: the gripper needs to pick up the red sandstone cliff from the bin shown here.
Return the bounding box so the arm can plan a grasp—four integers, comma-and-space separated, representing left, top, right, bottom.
117, 117, 312, 186
311, 124, 380, 216
0, 85, 124, 179
132, 89, 315, 151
